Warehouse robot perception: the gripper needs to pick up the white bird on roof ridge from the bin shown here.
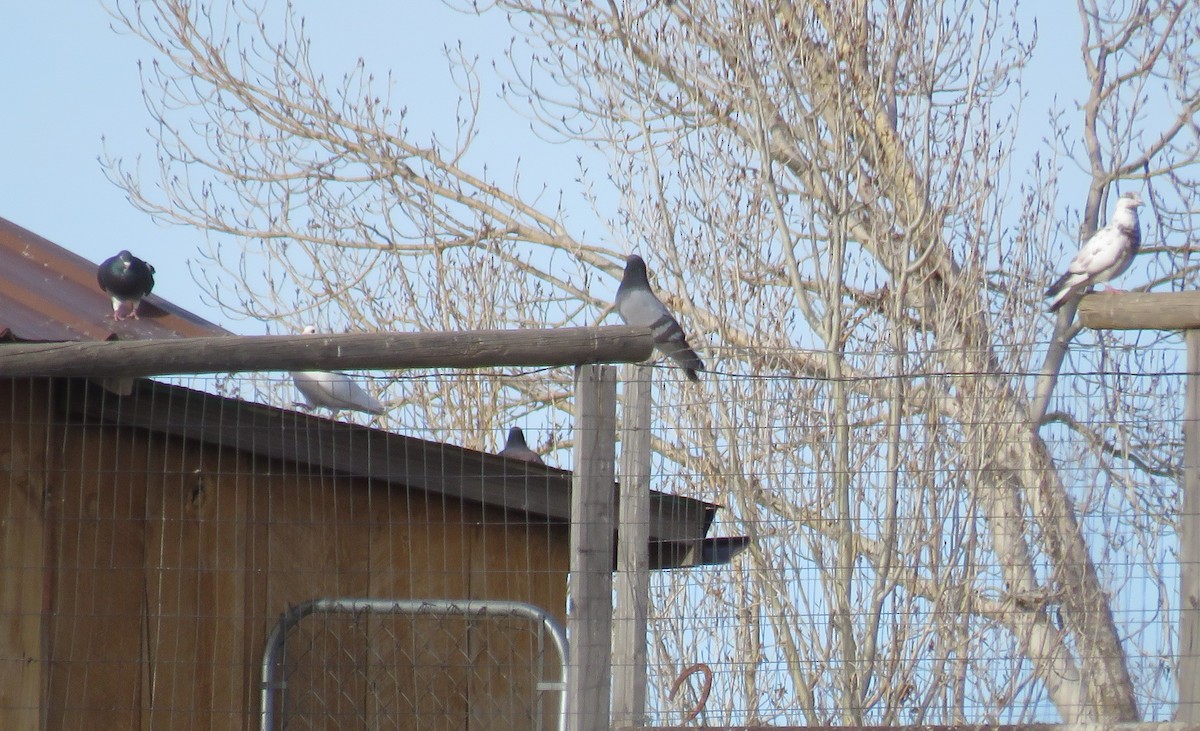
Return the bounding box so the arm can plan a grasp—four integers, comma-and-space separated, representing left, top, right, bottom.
1045, 192, 1144, 312
290, 325, 386, 416
614, 254, 704, 381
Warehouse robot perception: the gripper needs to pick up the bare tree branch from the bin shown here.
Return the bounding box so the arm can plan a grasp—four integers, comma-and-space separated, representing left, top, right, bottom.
104, 0, 1200, 723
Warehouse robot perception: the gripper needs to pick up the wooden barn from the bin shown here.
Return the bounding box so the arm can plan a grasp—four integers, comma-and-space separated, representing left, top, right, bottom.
0, 219, 743, 730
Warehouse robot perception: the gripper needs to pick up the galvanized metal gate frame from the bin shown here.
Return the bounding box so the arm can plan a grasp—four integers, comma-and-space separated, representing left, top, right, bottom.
260, 598, 569, 731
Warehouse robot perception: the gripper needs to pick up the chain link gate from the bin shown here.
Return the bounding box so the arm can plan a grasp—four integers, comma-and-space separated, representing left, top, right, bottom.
260, 599, 569, 730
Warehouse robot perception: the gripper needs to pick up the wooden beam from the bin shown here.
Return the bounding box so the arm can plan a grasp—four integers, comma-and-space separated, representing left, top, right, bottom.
567, 365, 617, 731
1071, 291, 1200, 716
1181, 330, 1200, 722
627, 726, 1200, 731
1077, 291, 1200, 330
612, 365, 653, 728
0, 326, 655, 377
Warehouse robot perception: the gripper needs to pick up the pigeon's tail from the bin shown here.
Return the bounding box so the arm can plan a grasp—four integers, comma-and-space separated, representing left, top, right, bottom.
357, 396, 386, 415
1045, 272, 1084, 312
675, 350, 703, 382
648, 314, 700, 381
646, 313, 705, 381
659, 343, 703, 381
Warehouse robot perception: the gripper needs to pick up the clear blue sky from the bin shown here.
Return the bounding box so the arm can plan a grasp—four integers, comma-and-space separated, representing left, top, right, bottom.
1, 3, 218, 323
0, 2, 550, 334
0, 3, 1080, 335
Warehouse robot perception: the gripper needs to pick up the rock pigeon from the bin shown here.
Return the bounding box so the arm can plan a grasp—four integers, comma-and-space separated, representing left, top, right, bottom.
498, 426, 545, 465
1045, 192, 1144, 312
96, 250, 155, 320
615, 254, 704, 381
290, 326, 386, 416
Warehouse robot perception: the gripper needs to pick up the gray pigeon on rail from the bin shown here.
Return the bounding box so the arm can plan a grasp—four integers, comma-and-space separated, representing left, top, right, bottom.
290, 326, 386, 416
97, 250, 155, 320
1045, 192, 1144, 312
498, 426, 545, 465
615, 254, 704, 381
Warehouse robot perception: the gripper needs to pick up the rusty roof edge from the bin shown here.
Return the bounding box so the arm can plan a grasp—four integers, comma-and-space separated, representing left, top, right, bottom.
648, 536, 750, 570
0, 217, 230, 342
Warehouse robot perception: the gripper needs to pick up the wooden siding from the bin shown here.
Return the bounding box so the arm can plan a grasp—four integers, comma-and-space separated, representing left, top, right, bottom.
2, 378, 568, 729
0, 379, 52, 730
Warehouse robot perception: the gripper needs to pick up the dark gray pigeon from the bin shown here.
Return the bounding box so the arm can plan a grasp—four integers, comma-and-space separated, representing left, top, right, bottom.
615, 254, 703, 381
498, 426, 545, 465
97, 250, 156, 320
1046, 192, 1144, 312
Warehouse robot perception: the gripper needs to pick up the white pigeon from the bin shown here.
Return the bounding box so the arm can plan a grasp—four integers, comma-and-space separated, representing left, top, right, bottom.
614, 254, 704, 381
498, 426, 545, 465
1045, 192, 1144, 312
290, 326, 386, 416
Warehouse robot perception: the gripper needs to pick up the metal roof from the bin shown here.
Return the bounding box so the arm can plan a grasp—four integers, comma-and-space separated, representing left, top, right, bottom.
0, 217, 227, 343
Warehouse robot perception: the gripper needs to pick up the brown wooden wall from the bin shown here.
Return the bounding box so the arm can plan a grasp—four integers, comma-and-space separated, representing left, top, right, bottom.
0, 379, 51, 729
0, 378, 569, 730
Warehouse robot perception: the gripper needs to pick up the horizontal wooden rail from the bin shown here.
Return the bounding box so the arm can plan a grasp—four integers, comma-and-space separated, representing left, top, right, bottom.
1078, 291, 1200, 330
633, 720, 1200, 724
0, 326, 656, 378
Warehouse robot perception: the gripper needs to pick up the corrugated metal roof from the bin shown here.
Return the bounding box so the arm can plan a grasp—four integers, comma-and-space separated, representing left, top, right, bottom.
0, 217, 228, 342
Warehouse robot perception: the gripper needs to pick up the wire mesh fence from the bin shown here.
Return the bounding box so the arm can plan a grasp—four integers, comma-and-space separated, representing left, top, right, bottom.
0, 340, 1189, 728
635, 338, 1185, 726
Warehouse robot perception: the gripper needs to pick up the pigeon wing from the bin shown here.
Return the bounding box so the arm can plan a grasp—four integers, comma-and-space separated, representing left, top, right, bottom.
1046, 226, 1130, 311
617, 289, 703, 381
97, 255, 117, 292
132, 259, 155, 298
1067, 226, 1126, 278
292, 371, 384, 414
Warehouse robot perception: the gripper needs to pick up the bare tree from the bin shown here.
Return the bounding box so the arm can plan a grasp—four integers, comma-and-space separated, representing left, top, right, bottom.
104, 0, 1200, 724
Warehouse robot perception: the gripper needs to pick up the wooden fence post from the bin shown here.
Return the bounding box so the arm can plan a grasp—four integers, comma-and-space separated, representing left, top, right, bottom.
1078, 296, 1200, 720
567, 364, 618, 731
612, 364, 653, 728
1181, 330, 1200, 722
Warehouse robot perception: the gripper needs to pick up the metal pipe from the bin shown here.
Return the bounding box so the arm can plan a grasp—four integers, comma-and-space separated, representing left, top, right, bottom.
260, 598, 569, 731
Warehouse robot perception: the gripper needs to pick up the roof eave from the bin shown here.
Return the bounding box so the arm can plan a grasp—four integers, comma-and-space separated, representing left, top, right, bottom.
60, 377, 743, 563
